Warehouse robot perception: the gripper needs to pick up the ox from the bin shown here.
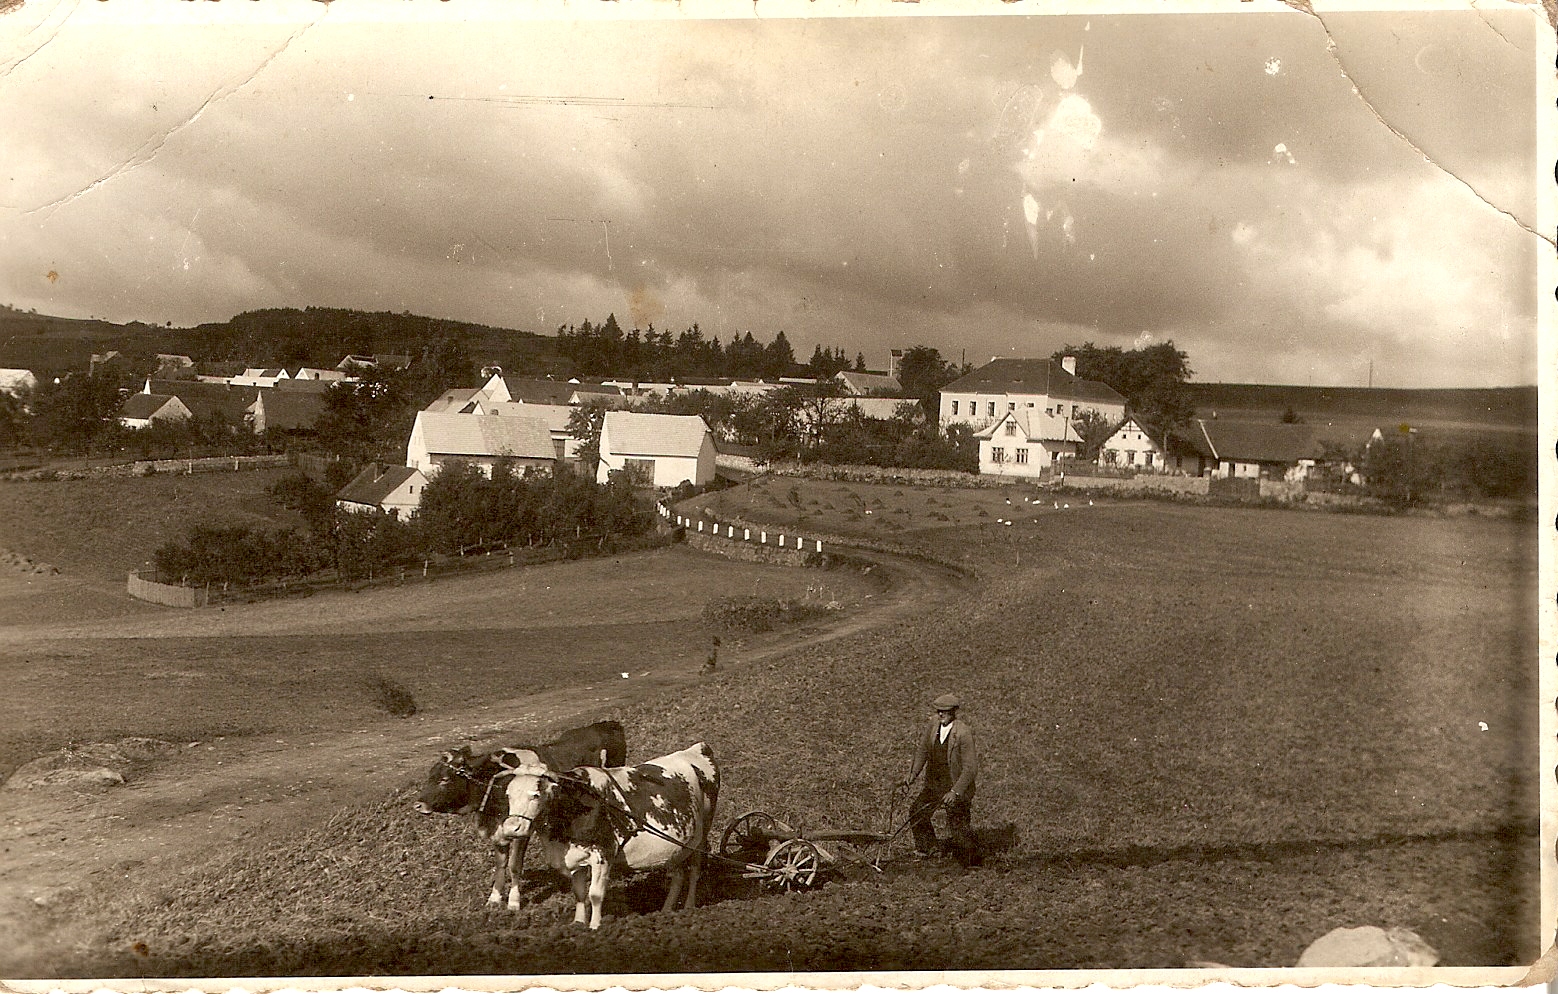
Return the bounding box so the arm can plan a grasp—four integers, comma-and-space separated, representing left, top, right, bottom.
413, 719, 627, 909
497, 742, 718, 930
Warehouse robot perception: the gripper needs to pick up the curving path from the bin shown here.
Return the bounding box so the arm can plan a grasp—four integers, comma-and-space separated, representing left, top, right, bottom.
0, 541, 964, 977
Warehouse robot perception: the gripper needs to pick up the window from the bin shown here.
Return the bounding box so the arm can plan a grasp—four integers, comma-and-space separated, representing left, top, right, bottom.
1004, 422, 1017, 436
991, 447, 1005, 463
1008, 402, 1016, 411
1016, 448, 1029, 464
987, 401, 996, 417
1126, 450, 1136, 465
1145, 452, 1155, 467
1027, 402, 1035, 407
951, 400, 959, 415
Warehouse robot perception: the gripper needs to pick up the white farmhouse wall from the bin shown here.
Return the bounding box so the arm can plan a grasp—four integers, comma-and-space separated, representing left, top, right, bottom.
597, 437, 715, 487
1100, 420, 1166, 471
978, 438, 1072, 477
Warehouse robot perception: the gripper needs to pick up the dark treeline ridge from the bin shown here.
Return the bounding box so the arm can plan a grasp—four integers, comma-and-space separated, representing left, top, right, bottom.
554, 313, 862, 381
0, 304, 865, 383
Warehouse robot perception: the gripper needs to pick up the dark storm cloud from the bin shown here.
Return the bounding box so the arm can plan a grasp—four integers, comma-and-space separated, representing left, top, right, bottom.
0, 4, 1544, 386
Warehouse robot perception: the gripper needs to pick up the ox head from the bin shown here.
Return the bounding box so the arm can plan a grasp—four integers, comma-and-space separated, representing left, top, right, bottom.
413, 745, 484, 816
492, 764, 558, 844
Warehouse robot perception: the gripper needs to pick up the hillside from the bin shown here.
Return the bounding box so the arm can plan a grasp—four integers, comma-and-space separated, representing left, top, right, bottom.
1189, 382, 1536, 427
0, 305, 560, 379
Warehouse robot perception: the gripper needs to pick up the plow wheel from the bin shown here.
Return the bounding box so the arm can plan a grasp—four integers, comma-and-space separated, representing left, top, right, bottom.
719, 810, 784, 858
763, 838, 822, 891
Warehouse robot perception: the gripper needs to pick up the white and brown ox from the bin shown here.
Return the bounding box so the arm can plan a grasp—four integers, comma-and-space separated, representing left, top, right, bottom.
497, 742, 719, 930
413, 719, 627, 909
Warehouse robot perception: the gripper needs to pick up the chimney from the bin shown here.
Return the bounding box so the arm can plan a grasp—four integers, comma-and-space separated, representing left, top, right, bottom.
1062, 355, 1077, 376
368, 462, 381, 481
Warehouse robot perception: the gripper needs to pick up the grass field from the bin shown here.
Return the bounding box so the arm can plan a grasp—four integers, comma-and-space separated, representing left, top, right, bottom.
0, 546, 882, 783
0, 468, 305, 586
29, 479, 1539, 976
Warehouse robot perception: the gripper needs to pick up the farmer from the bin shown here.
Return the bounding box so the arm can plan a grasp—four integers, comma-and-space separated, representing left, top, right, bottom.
899, 692, 980, 867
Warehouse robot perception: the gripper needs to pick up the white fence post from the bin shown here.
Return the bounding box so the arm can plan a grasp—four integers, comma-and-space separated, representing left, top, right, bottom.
761, 531, 767, 544
743, 529, 750, 541
779, 534, 785, 548
815, 540, 823, 552
698, 521, 704, 532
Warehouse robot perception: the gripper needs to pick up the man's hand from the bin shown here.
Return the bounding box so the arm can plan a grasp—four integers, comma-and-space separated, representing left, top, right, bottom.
941, 791, 958, 807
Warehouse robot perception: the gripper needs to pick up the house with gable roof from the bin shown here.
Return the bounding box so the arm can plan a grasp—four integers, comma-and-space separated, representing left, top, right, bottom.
406, 411, 556, 478
489, 402, 579, 461
1189, 419, 1331, 482
597, 410, 715, 488
1099, 416, 1169, 471
939, 356, 1126, 431
973, 407, 1083, 477
142, 378, 260, 425
119, 393, 193, 430
335, 463, 430, 519
835, 370, 901, 396
248, 389, 326, 435
231, 367, 290, 388
502, 377, 579, 406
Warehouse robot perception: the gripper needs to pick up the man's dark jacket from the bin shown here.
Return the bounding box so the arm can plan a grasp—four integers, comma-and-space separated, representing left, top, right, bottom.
909, 718, 977, 800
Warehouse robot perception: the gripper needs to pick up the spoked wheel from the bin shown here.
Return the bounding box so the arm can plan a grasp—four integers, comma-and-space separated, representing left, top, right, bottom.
719, 810, 783, 858
762, 838, 822, 891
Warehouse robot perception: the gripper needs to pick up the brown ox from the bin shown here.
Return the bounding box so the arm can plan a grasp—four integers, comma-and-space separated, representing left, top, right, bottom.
414, 719, 627, 909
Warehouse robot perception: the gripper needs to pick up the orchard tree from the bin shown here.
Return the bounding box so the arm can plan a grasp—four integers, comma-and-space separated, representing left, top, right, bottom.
313, 366, 413, 462
1071, 408, 1124, 462
1051, 341, 1195, 430
29, 369, 134, 454
895, 346, 962, 416
566, 401, 609, 477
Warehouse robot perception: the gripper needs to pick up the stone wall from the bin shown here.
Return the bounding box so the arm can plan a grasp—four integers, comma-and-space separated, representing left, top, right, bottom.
1058, 472, 1211, 496
9, 454, 291, 482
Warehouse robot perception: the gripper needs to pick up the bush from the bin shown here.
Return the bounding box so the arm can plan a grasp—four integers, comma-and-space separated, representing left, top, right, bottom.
363, 673, 417, 717
268, 471, 335, 534
701, 591, 840, 633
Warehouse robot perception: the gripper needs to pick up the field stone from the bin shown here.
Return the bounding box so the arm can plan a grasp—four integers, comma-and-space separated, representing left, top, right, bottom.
1295, 926, 1439, 968
13, 767, 125, 791
3, 737, 178, 790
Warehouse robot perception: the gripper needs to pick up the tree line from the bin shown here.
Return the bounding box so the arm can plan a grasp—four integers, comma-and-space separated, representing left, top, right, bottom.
154, 463, 656, 585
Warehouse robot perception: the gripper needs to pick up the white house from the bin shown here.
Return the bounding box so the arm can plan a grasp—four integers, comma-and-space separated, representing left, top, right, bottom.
292, 367, 348, 383
973, 408, 1081, 478
231, 367, 290, 388
939, 356, 1126, 431
0, 368, 37, 398
118, 393, 193, 429
1192, 419, 1328, 482
423, 371, 511, 414
1099, 417, 1167, 471
335, 464, 430, 519
406, 411, 557, 478
597, 411, 716, 488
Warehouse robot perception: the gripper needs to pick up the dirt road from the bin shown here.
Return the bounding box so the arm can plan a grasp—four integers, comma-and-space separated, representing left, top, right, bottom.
0, 543, 963, 976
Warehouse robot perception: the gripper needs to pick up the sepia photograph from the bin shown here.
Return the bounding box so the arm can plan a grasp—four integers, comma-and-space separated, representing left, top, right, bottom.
0, 0, 1550, 987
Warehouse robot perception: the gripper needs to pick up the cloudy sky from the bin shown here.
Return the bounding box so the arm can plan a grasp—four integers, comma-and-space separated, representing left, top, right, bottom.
0, 1, 1548, 387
